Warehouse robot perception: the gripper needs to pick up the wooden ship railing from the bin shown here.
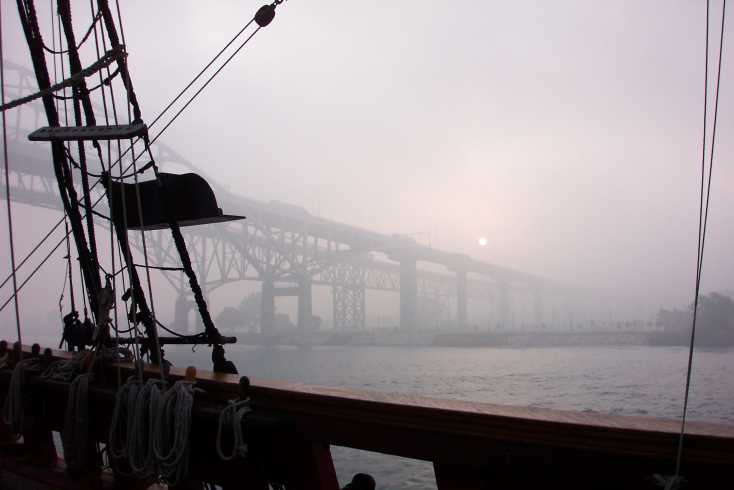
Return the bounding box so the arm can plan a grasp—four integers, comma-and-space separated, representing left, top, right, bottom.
1, 344, 733, 489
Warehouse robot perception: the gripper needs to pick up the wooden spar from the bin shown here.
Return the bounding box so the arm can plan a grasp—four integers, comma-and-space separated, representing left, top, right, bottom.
2, 344, 733, 490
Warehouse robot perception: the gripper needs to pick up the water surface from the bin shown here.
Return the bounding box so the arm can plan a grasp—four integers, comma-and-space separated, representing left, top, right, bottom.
167, 345, 734, 489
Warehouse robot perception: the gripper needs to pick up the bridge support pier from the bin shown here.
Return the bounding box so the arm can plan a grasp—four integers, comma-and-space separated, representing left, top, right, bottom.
498, 280, 509, 329
331, 264, 366, 329
261, 276, 275, 333
533, 288, 543, 327
456, 270, 467, 329
399, 258, 417, 331
297, 277, 313, 331
174, 294, 198, 333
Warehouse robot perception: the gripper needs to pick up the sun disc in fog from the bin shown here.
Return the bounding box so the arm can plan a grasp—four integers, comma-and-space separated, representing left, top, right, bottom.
478, 237, 488, 247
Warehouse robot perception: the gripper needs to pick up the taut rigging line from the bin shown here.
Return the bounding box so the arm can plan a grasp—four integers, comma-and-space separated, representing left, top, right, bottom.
666, 1, 727, 488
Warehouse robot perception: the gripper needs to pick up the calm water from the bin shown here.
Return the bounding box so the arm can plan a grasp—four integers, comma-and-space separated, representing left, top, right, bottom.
165, 345, 734, 490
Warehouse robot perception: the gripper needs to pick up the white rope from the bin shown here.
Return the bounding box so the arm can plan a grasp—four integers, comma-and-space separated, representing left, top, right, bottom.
128, 378, 165, 477
153, 380, 197, 485
108, 376, 139, 462
216, 398, 251, 461
62, 372, 92, 471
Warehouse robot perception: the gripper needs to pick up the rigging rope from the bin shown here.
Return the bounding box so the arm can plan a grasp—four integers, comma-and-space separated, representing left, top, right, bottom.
0, 218, 67, 313
128, 378, 165, 477
216, 398, 252, 461
1, 358, 40, 433
667, 1, 727, 487
63, 371, 92, 471
153, 379, 197, 485
108, 376, 139, 463
1, 0, 24, 357
42, 9, 102, 55
64, 216, 77, 313
0, 46, 124, 112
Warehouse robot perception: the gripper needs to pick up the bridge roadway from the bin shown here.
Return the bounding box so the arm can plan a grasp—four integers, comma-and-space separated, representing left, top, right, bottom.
0, 62, 561, 332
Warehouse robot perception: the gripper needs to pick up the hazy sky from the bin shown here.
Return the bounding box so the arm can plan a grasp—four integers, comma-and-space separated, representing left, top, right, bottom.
1, 1, 733, 328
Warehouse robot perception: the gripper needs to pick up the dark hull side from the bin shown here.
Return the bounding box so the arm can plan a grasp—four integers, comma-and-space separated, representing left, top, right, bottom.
1, 344, 733, 489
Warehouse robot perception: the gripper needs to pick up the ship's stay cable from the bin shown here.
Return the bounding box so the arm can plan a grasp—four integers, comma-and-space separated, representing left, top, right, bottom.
89, 0, 124, 378
101, 0, 164, 374
670, 0, 727, 486
58, 247, 69, 316
0, 0, 24, 356
0, 221, 63, 291
146, 17, 255, 130
94, 0, 142, 366
64, 216, 77, 313
79, 256, 88, 317
0, 231, 67, 312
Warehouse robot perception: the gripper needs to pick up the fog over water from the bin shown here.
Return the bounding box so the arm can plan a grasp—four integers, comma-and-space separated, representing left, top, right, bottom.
1, 0, 733, 400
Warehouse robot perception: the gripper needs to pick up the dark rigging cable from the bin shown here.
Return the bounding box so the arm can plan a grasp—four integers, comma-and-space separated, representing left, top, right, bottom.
42, 9, 102, 55
0, 0, 24, 355
673, 0, 727, 482
148, 17, 255, 130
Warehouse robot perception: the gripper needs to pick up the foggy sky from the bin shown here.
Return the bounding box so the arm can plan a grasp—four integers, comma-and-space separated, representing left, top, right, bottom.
1, 1, 733, 329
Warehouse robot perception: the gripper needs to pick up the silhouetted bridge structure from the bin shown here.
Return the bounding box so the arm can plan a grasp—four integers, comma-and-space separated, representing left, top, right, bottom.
1, 62, 565, 333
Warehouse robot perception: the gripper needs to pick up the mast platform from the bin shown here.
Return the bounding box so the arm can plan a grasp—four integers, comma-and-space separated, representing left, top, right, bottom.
28, 122, 148, 142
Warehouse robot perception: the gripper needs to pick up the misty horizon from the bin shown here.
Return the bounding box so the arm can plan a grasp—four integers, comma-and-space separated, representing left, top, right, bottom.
2, 1, 733, 331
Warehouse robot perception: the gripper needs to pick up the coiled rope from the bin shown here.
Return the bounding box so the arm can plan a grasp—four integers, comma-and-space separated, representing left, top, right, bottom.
153, 380, 197, 485
1, 358, 42, 433
62, 372, 92, 471
108, 376, 140, 463
216, 398, 252, 461
129, 378, 165, 476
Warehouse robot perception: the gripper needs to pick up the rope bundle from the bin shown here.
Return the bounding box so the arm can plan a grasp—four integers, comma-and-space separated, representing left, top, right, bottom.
63, 372, 92, 471
153, 380, 196, 485
216, 398, 251, 461
109, 377, 196, 485
108, 376, 140, 463
1, 359, 40, 433
129, 379, 165, 477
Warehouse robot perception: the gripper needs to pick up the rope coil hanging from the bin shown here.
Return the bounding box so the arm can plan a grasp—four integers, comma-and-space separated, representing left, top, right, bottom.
1, 358, 42, 433
153, 378, 199, 485
128, 378, 165, 476
216, 398, 252, 461
62, 372, 93, 471
108, 376, 140, 463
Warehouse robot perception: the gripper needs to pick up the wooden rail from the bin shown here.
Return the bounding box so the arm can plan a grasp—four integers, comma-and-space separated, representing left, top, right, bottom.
1, 344, 733, 489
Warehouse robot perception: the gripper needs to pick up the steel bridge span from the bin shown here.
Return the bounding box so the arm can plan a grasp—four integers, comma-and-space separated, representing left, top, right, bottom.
1, 62, 566, 333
